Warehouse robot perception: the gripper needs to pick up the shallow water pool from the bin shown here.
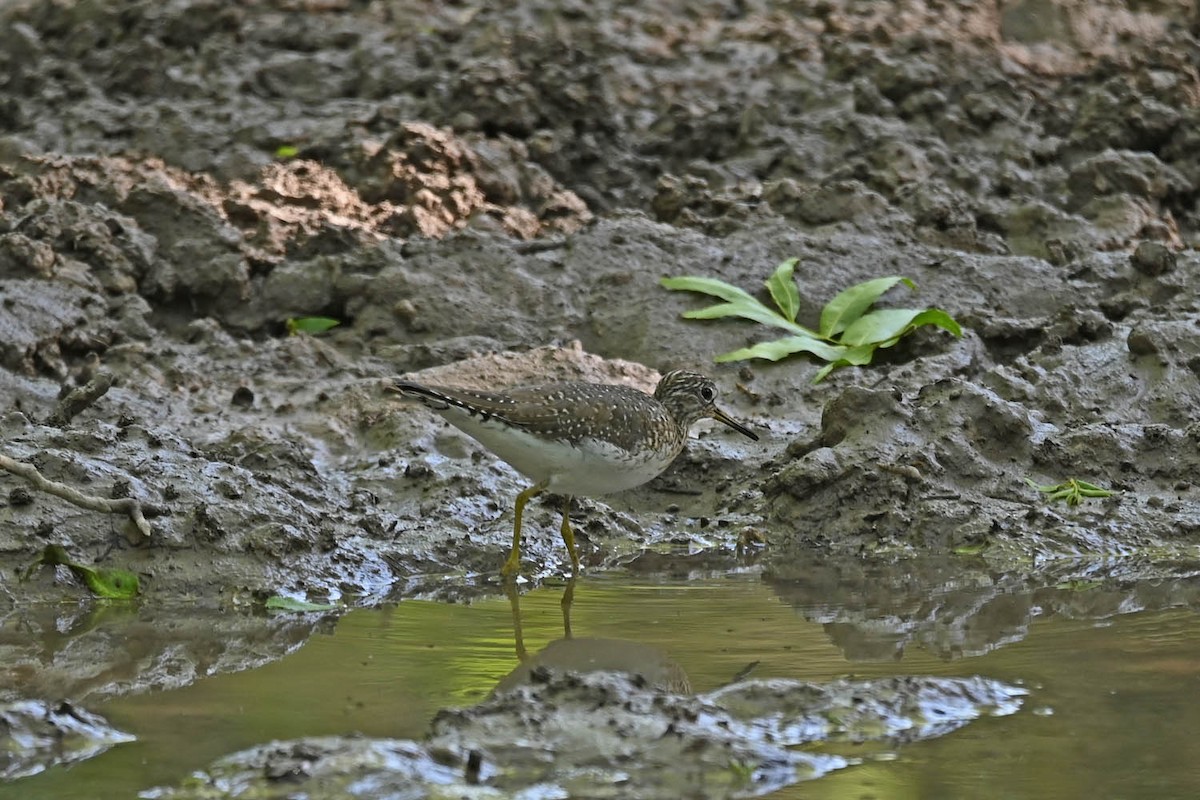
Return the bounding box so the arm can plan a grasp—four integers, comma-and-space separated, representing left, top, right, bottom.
10, 564, 1200, 799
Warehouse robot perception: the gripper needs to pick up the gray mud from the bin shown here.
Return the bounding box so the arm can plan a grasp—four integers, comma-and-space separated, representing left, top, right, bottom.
2, 0, 1200, 794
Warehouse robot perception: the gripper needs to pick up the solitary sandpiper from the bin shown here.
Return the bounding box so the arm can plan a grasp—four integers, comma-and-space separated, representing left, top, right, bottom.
386, 370, 759, 578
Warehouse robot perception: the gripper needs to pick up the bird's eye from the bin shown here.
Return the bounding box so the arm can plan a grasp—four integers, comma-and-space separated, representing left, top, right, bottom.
700, 386, 716, 402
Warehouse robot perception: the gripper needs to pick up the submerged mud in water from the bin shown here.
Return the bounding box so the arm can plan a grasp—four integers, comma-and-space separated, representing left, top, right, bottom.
8, 569, 1200, 800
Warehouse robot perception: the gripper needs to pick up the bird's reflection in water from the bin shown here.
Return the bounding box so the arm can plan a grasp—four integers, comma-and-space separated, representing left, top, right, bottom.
496, 581, 691, 695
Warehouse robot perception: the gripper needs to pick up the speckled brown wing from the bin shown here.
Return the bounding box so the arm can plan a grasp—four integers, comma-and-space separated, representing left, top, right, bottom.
388, 379, 677, 453
499, 382, 677, 452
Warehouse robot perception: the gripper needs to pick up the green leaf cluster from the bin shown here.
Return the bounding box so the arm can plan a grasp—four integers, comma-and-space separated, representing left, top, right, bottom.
1025, 478, 1115, 506
661, 258, 962, 382
22, 544, 140, 599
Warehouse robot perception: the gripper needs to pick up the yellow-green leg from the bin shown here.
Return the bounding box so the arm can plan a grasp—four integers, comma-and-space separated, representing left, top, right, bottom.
561, 578, 575, 635
501, 481, 547, 579
504, 581, 528, 661
560, 495, 580, 577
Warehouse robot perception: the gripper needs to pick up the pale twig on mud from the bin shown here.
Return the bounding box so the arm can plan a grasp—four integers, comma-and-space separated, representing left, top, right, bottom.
0, 453, 156, 541
47, 372, 114, 427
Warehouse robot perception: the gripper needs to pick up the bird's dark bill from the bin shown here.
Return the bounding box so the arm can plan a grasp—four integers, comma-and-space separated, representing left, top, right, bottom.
711, 407, 759, 441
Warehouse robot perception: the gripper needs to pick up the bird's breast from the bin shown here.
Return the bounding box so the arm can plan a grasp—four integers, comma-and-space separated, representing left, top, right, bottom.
543, 436, 682, 496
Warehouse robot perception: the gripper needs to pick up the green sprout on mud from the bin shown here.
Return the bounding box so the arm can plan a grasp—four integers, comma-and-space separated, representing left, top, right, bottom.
287, 316, 341, 336
21, 544, 140, 599
274, 144, 300, 159
661, 258, 962, 382
1025, 477, 1115, 506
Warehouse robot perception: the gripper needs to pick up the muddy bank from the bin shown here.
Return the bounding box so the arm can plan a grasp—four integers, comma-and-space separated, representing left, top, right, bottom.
2, 0, 1200, 790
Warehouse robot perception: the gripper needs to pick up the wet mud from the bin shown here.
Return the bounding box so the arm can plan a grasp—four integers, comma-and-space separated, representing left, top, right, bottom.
2, 0, 1200, 795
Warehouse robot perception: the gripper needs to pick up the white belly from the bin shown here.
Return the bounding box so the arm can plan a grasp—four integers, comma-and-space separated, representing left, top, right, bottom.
458, 418, 679, 496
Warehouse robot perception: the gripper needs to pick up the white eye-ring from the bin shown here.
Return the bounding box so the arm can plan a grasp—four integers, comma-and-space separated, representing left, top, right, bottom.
700, 386, 716, 402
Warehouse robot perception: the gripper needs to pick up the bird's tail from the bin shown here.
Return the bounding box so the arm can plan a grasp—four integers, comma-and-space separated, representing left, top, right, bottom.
386, 379, 520, 428
385, 380, 454, 411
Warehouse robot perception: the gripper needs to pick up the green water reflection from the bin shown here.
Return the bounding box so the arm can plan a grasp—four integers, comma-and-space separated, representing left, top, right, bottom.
9, 569, 1200, 799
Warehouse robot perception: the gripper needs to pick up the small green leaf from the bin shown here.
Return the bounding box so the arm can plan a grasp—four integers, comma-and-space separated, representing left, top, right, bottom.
287, 316, 341, 335
811, 362, 837, 383
819, 276, 915, 338
909, 308, 963, 337
265, 596, 338, 612
665, 275, 813, 334
682, 302, 809, 334
840, 308, 924, 347
953, 543, 987, 555
275, 144, 300, 159
837, 343, 880, 366
78, 566, 140, 599
661, 275, 762, 305
809, 343, 881, 383
22, 544, 138, 598
764, 258, 801, 323
716, 335, 848, 363
840, 307, 962, 347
